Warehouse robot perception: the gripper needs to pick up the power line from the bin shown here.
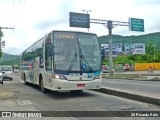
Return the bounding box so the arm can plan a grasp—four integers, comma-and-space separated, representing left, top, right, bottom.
6, 0, 27, 42
3, 0, 19, 39
6, 0, 16, 27
3, 0, 27, 43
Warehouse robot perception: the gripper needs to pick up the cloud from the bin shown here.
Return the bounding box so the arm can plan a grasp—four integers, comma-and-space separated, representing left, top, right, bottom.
34, 0, 75, 31
134, 0, 160, 5
34, 17, 69, 31
4, 47, 21, 55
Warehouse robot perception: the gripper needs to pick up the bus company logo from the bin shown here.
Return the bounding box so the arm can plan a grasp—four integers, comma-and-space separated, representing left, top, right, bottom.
88, 73, 94, 78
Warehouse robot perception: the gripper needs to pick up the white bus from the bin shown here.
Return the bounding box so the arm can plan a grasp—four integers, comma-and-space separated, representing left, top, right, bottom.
21, 30, 102, 93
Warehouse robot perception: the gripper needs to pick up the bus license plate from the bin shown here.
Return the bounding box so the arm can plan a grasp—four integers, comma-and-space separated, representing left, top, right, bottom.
77, 84, 85, 87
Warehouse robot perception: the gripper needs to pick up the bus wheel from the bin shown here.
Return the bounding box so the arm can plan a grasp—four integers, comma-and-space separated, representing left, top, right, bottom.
24, 74, 28, 85
39, 76, 47, 93
1, 79, 3, 85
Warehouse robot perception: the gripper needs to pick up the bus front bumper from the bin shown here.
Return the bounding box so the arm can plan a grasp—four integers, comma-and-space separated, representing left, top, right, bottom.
51, 79, 102, 91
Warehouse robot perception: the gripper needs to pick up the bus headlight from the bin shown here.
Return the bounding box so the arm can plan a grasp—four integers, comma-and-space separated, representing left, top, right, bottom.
93, 74, 102, 79
54, 74, 67, 80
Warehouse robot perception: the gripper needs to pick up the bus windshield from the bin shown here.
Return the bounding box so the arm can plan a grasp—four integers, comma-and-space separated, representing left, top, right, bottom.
54, 32, 101, 72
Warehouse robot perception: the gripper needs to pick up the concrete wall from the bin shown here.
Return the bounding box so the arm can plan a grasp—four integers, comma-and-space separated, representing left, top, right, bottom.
135, 63, 160, 71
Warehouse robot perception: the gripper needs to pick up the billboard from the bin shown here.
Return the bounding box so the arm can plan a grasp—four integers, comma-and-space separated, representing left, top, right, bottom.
124, 43, 145, 54
112, 43, 122, 54
101, 43, 122, 57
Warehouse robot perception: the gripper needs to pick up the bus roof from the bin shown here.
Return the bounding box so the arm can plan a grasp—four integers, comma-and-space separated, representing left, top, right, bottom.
21, 30, 97, 54
51, 30, 96, 35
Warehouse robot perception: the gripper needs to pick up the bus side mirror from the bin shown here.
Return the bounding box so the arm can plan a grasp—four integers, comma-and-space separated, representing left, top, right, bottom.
48, 45, 54, 56
40, 58, 44, 68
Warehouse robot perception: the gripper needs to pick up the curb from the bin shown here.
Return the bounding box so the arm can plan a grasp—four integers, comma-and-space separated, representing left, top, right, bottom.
114, 73, 160, 76
111, 78, 160, 81
102, 74, 160, 81
94, 87, 160, 106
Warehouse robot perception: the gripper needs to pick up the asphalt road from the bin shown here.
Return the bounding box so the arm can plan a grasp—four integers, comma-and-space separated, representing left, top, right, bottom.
0, 74, 160, 120
102, 78, 160, 98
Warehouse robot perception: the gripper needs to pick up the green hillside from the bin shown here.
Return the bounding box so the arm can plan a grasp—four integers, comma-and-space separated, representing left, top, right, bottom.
0, 53, 21, 65
98, 32, 160, 45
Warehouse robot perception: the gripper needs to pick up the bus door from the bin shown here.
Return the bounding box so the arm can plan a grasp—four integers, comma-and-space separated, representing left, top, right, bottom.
34, 57, 40, 84
44, 34, 53, 88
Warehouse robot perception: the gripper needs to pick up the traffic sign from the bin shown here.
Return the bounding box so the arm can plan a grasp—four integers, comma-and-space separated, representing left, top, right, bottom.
69, 12, 90, 28
129, 18, 144, 32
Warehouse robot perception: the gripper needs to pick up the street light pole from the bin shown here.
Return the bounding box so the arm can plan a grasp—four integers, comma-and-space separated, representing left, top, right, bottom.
82, 10, 92, 32
108, 21, 113, 76
82, 10, 92, 14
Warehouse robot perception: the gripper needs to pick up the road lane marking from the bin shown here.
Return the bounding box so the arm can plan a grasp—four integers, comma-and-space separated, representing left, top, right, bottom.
16, 100, 32, 105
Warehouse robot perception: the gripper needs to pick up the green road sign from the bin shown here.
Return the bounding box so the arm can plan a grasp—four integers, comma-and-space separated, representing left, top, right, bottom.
129, 18, 144, 32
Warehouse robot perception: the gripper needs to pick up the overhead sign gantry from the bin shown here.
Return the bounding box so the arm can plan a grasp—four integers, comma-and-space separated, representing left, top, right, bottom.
69, 12, 144, 76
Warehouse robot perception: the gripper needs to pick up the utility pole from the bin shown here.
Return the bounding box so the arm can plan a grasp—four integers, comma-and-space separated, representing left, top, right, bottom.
90, 19, 129, 76
108, 21, 113, 76
0, 27, 14, 54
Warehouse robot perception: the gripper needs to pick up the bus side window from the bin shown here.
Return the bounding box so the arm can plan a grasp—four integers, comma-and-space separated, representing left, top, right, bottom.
40, 57, 44, 68
45, 34, 52, 71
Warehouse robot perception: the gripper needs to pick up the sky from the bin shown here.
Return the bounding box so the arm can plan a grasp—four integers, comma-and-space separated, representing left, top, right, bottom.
0, 0, 160, 55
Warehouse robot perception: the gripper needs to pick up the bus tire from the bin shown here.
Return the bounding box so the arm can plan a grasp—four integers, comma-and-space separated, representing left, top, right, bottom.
1, 79, 3, 85
39, 75, 47, 93
24, 74, 28, 85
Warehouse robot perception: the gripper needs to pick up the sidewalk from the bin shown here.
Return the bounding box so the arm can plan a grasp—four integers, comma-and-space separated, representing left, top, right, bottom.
115, 70, 160, 75
103, 70, 160, 81
134, 76, 160, 81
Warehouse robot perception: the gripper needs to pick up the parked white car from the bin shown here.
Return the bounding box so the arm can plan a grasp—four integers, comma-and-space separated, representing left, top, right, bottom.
0, 68, 3, 84
1, 66, 13, 80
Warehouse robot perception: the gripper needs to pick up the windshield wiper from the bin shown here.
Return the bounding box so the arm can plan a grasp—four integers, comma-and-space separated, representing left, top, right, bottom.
68, 48, 77, 71
79, 48, 93, 72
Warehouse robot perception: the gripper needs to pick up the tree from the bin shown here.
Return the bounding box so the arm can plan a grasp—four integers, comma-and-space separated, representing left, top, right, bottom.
0, 29, 3, 37
0, 30, 3, 58
146, 43, 154, 54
